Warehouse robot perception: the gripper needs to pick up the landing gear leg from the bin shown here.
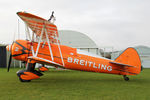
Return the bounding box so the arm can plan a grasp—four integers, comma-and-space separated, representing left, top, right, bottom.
123, 75, 129, 81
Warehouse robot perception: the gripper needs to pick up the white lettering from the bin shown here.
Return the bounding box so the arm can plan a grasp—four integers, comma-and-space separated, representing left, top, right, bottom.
101, 64, 107, 70
93, 63, 97, 68
67, 57, 112, 72
15, 47, 19, 51
80, 60, 84, 66
98, 64, 101, 69
74, 58, 79, 64
85, 61, 87, 66
88, 61, 93, 67
68, 57, 72, 63
107, 66, 112, 71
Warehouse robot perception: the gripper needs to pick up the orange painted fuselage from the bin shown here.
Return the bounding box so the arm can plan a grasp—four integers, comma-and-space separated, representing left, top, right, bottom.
11, 40, 139, 76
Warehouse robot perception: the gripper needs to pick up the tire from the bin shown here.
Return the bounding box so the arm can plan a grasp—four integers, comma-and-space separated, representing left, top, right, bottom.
123, 75, 129, 81
124, 77, 129, 81
17, 70, 31, 82
19, 77, 31, 82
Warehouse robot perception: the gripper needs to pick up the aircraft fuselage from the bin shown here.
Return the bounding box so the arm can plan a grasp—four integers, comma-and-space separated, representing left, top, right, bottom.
10, 40, 126, 75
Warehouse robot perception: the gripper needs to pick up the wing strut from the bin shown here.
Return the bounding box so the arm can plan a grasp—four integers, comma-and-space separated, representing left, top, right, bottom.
25, 23, 35, 56
34, 25, 45, 57
44, 26, 54, 61
55, 33, 65, 66
33, 24, 54, 61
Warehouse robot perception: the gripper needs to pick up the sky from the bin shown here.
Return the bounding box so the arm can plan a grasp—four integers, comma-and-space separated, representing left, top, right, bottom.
0, 0, 150, 50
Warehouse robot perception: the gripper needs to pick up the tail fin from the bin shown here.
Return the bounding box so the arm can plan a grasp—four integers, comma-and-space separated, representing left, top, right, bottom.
114, 47, 141, 75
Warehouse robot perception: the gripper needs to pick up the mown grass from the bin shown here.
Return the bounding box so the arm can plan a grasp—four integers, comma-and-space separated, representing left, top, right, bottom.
0, 68, 150, 100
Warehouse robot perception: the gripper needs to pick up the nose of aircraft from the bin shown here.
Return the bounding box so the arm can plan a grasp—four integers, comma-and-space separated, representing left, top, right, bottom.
6, 45, 11, 52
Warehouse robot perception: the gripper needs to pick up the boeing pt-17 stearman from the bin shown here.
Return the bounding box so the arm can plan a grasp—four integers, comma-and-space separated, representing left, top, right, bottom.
6, 11, 141, 82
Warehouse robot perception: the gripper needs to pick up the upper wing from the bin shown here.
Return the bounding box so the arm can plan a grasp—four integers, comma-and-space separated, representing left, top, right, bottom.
28, 56, 64, 68
17, 12, 58, 43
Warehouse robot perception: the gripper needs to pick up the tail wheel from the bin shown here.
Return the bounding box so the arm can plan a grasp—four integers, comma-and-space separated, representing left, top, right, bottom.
141, 66, 143, 71
123, 75, 129, 81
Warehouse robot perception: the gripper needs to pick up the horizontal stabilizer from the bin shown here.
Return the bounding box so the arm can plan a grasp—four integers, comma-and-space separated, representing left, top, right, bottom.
28, 56, 63, 67
110, 61, 135, 67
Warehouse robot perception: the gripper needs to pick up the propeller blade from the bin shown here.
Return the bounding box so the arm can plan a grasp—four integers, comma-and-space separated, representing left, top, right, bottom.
7, 54, 12, 72
7, 41, 14, 72
7, 30, 15, 72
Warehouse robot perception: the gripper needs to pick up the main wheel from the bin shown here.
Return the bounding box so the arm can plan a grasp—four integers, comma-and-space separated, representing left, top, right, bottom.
123, 75, 130, 81
17, 70, 31, 82
17, 69, 41, 82
19, 77, 31, 82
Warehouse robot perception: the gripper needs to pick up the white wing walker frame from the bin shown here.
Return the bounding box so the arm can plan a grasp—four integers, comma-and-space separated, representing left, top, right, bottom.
18, 12, 65, 66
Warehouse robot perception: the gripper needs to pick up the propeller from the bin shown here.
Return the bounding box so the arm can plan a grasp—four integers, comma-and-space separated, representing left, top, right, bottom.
7, 53, 12, 72
6, 42, 14, 72
7, 19, 20, 72
7, 27, 17, 72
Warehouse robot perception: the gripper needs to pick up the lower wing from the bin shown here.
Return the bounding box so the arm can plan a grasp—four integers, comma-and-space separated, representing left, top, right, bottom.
28, 56, 64, 68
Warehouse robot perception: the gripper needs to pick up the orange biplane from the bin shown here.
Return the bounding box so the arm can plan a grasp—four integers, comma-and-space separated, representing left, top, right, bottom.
6, 11, 141, 82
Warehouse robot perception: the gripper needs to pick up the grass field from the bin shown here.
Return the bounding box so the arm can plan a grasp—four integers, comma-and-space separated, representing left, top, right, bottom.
0, 68, 150, 100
